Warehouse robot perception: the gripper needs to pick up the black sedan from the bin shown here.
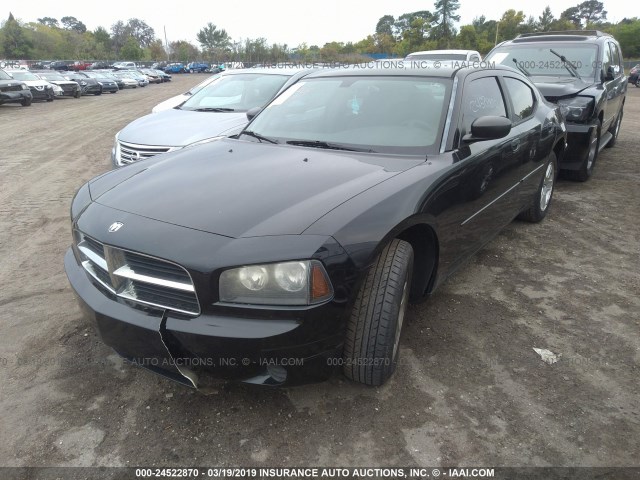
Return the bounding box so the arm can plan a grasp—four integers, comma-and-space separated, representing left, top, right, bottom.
82, 71, 119, 93
64, 71, 102, 95
65, 65, 566, 388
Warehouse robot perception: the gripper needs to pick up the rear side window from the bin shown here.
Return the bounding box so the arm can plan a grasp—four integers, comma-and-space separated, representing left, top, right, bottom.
461, 76, 507, 135
503, 77, 535, 122
609, 43, 623, 75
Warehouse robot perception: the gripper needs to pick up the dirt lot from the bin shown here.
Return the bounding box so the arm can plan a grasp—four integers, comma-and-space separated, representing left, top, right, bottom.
0, 76, 639, 470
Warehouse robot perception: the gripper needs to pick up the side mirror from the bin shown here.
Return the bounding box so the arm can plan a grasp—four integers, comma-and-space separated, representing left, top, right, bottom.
246, 106, 262, 121
604, 66, 615, 81
463, 116, 512, 143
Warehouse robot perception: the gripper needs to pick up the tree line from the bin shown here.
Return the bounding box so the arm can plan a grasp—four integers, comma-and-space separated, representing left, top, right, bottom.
1, 0, 639, 64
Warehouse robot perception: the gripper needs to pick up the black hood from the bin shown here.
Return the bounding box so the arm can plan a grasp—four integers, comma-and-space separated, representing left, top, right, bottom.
529, 75, 595, 99
89, 139, 423, 238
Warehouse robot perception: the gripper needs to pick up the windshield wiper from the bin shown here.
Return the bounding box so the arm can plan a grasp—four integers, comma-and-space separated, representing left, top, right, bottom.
549, 49, 582, 80
241, 130, 279, 144
512, 58, 530, 77
192, 107, 236, 112
286, 140, 374, 152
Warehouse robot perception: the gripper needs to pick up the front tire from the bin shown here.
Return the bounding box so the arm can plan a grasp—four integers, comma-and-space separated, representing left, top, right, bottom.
566, 120, 600, 182
518, 152, 556, 223
21, 97, 32, 107
343, 239, 413, 386
74, 89, 81, 98
606, 108, 623, 148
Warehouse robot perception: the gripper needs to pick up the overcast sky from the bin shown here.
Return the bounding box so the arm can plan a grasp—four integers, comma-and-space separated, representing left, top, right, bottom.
4, 0, 626, 47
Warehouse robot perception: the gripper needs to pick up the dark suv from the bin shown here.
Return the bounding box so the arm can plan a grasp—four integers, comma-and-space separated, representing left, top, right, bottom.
487, 31, 627, 181
0, 69, 32, 106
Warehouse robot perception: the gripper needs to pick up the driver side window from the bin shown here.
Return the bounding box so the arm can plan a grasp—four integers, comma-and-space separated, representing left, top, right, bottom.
460, 76, 507, 138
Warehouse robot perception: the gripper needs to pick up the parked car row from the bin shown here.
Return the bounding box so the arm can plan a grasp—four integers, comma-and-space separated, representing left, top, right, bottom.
0, 67, 172, 107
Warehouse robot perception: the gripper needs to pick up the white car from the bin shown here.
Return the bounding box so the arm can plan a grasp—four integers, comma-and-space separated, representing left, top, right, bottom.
152, 73, 221, 113
6, 69, 56, 101
405, 49, 482, 62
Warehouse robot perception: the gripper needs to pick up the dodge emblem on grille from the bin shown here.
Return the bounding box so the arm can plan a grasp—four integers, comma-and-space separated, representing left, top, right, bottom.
108, 222, 124, 233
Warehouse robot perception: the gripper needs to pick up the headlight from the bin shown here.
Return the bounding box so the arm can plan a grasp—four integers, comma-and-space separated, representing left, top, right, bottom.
80, 81, 87, 86
183, 136, 226, 149
557, 96, 594, 122
21, 84, 29, 90
219, 260, 333, 306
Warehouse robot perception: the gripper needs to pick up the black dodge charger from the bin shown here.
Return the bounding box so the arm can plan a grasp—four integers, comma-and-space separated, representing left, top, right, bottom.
65, 65, 566, 388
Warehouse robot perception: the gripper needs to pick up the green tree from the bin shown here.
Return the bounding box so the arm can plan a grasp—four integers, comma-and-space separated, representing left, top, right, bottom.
169, 40, 199, 62
37, 17, 59, 28
457, 25, 478, 50
375, 15, 395, 37
61, 16, 87, 33
431, 0, 460, 48
0, 13, 32, 58
497, 10, 526, 42
196, 23, 231, 55
538, 7, 555, 31
120, 36, 143, 60
560, 7, 582, 28
577, 0, 607, 25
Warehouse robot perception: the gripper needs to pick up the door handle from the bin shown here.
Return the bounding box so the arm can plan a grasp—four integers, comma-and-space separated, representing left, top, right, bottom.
511, 139, 521, 152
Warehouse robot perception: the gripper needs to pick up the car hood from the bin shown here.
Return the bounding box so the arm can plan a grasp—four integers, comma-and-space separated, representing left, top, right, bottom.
529, 75, 595, 99
152, 94, 189, 112
117, 109, 248, 147
90, 139, 423, 238
20, 80, 51, 87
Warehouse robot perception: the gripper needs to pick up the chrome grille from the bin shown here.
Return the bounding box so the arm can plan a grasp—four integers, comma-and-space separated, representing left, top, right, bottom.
75, 231, 200, 315
117, 140, 178, 165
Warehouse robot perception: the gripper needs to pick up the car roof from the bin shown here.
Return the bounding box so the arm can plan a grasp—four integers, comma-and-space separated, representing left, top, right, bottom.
220, 67, 309, 76
508, 30, 613, 44
304, 62, 514, 79
406, 49, 479, 55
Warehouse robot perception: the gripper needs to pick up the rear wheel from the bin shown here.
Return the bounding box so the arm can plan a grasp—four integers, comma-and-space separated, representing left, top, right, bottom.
343, 239, 413, 386
566, 120, 600, 182
518, 152, 556, 222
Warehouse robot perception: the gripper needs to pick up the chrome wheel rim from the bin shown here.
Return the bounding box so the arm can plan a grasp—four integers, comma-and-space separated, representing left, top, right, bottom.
540, 161, 554, 212
393, 277, 410, 359
586, 128, 598, 170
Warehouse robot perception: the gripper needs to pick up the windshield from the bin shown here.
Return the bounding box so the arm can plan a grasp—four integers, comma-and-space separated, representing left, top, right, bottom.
9, 71, 38, 81
245, 76, 452, 155
0, 70, 11, 80
487, 44, 598, 78
38, 72, 65, 81
407, 53, 468, 61
181, 73, 290, 112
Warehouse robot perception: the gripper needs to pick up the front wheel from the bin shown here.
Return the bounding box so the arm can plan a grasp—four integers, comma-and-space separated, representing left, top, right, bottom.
605, 109, 623, 148
566, 120, 600, 182
74, 89, 81, 98
21, 97, 32, 107
518, 152, 556, 222
343, 239, 413, 386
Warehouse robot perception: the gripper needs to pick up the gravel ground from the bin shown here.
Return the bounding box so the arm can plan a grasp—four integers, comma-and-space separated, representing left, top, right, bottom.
0, 76, 638, 470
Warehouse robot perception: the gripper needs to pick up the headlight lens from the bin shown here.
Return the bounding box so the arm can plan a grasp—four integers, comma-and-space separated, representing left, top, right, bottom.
238, 266, 269, 291
219, 260, 333, 306
21, 84, 29, 90
557, 96, 594, 122
80, 81, 87, 86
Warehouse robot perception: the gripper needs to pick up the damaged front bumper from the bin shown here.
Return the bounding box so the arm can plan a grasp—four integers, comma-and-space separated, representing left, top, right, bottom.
64, 249, 342, 389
